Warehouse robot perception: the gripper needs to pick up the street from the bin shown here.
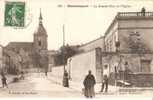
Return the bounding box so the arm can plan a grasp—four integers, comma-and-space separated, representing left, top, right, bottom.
0, 73, 82, 97
1, 73, 153, 98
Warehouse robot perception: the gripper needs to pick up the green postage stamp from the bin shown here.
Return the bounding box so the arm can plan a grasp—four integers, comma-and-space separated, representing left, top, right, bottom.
4, 2, 25, 27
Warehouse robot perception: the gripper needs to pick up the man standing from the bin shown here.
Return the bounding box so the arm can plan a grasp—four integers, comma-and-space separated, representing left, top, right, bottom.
83, 70, 96, 98
63, 70, 69, 87
45, 69, 48, 77
1, 74, 8, 88
20, 71, 24, 80
100, 64, 109, 93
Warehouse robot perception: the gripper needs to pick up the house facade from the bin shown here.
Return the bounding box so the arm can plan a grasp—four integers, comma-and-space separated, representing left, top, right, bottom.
69, 8, 153, 87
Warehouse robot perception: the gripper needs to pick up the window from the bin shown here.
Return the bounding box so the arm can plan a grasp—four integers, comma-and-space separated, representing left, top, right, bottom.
109, 40, 112, 52
38, 41, 41, 46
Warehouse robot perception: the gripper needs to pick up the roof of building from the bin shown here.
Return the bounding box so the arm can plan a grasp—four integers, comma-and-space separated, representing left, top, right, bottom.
48, 50, 58, 55
5, 42, 33, 50
35, 24, 47, 36
79, 36, 104, 47
34, 10, 47, 36
104, 11, 153, 36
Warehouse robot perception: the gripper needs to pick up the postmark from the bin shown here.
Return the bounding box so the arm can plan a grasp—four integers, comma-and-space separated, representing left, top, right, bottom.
4, 2, 25, 27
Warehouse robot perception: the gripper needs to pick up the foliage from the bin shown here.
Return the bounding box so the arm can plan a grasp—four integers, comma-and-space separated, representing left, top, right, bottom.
54, 44, 79, 66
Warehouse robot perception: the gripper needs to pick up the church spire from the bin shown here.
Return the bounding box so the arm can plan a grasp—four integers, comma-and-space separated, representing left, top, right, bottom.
39, 8, 43, 25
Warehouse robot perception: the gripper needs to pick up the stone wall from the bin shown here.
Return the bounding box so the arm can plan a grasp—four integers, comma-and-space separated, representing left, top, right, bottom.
51, 65, 67, 79
108, 73, 153, 87
102, 52, 153, 87
67, 48, 102, 83
127, 73, 153, 87
102, 52, 153, 74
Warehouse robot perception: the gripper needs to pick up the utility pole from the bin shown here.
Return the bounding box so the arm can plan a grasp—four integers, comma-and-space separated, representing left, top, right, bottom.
62, 24, 69, 87
63, 24, 65, 71
62, 24, 68, 87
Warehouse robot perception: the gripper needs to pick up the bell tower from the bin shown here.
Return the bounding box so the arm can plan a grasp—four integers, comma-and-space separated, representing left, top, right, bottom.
34, 9, 48, 52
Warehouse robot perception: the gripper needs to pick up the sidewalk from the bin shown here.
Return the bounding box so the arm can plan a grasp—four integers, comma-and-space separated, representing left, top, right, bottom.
47, 72, 119, 95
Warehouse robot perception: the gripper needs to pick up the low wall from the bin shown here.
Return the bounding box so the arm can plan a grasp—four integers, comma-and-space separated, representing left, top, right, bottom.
109, 72, 153, 87
51, 65, 67, 79
102, 53, 153, 74
127, 73, 153, 87
102, 52, 153, 87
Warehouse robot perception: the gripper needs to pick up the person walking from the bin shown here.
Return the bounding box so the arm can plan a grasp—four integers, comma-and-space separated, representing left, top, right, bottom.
1, 75, 8, 88
83, 70, 96, 98
100, 64, 109, 93
63, 70, 69, 87
19, 71, 24, 80
45, 70, 47, 76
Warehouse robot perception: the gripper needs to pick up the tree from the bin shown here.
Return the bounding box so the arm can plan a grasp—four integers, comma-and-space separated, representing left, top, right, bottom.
54, 44, 79, 65
19, 48, 31, 68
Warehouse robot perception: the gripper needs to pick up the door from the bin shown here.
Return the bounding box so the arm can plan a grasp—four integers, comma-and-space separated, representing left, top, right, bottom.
141, 60, 151, 72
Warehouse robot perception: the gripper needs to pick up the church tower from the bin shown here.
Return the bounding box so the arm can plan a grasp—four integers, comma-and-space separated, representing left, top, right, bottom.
34, 9, 48, 52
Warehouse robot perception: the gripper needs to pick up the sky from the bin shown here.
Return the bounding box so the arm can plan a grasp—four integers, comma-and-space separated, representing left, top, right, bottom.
0, 0, 153, 50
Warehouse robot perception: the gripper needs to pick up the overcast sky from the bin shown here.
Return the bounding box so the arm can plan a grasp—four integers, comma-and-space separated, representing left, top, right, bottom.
0, 0, 153, 50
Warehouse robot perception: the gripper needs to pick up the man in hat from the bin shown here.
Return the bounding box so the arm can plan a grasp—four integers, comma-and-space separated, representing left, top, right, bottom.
100, 64, 109, 93
83, 70, 96, 98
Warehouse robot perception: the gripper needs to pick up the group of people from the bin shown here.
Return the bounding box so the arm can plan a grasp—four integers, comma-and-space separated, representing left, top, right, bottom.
61, 65, 109, 98
83, 65, 109, 98
0, 71, 26, 88
0, 66, 109, 98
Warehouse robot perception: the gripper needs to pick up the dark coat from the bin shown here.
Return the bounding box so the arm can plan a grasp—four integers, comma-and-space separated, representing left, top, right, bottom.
83, 74, 96, 88
63, 71, 69, 87
2, 76, 7, 84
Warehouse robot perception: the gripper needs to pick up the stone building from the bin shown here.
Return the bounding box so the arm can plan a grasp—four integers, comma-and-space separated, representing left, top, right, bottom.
68, 8, 153, 87
0, 45, 3, 71
104, 10, 153, 52
3, 10, 49, 73
102, 8, 153, 87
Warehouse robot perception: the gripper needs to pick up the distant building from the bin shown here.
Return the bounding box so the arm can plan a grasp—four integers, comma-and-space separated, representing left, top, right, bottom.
48, 50, 58, 71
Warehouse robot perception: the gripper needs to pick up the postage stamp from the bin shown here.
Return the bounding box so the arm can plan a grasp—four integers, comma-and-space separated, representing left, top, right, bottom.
4, 2, 25, 27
